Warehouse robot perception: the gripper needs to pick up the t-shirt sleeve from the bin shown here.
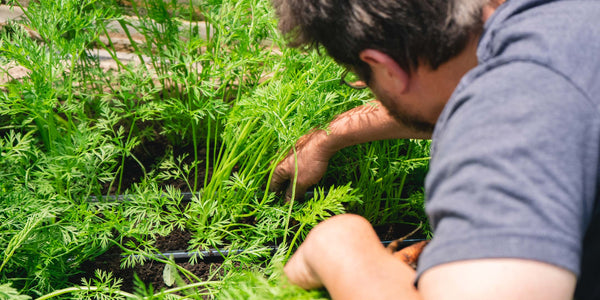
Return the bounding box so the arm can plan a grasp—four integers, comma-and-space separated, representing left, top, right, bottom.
416, 61, 600, 281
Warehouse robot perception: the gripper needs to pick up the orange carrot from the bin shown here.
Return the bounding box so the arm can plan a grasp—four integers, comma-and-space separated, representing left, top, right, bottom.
392, 240, 429, 269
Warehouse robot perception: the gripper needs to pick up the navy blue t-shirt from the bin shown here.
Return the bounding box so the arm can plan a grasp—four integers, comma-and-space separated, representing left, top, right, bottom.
417, 1, 600, 298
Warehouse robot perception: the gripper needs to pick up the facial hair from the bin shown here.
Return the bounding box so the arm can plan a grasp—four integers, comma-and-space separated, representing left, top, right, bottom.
374, 86, 436, 134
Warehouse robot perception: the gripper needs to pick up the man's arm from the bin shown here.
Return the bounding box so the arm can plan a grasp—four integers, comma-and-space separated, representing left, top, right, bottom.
269, 100, 431, 200
284, 214, 576, 300
284, 214, 422, 299
420, 257, 576, 300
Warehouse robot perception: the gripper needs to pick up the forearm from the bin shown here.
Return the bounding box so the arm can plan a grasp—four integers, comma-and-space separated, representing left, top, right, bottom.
269, 100, 431, 199
285, 214, 422, 300
317, 100, 431, 155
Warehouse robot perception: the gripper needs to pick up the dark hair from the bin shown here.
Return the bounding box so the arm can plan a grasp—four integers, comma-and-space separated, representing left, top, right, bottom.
272, 0, 486, 81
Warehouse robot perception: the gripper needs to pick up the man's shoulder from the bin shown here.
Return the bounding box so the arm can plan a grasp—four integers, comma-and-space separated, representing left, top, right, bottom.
439, 60, 596, 135
478, 0, 600, 102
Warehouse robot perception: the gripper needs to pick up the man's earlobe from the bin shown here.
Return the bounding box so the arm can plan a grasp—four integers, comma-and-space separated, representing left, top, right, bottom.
359, 49, 409, 93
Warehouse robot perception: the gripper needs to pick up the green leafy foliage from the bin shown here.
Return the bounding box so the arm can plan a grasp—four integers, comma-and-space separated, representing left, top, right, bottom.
217, 271, 329, 300
0, 283, 31, 300
327, 139, 431, 227
0, 0, 430, 298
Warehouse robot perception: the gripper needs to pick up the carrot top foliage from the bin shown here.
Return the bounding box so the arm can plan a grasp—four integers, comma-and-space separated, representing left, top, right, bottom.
0, 0, 429, 298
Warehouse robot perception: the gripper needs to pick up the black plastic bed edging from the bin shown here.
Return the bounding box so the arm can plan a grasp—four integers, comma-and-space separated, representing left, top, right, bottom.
126, 239, 428, 262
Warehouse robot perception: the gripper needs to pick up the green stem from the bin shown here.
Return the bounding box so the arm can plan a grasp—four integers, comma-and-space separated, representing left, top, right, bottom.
188, 0, 194, 38
155, 281, 222, 297
205, 118, 260, 195
395, 141, 430, 197
98, 22, 128, 73
285, 222, 305, 261
240, 140, 271, 182
117, 116, 138, 195
116, 19, 151, 76
204, 116, 213, 189
395, 142, 413, 202
283, 148, 299, 259
36, 286, 137, 300
37, 281, 221, 300
402, 157, 431, 164
189, 93, 199, 193
280, 60, 333, 121
64, 49, 79, 136
239, 146, 289, 219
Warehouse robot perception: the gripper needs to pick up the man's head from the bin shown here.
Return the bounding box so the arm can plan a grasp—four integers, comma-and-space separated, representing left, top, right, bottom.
272, 0, 487, 82
273, 0, 489, 133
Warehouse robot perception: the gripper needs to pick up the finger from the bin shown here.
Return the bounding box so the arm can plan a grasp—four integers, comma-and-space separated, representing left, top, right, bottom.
285, 184, 308, 202
284, 248, 323, 290
269, 165, 291, 193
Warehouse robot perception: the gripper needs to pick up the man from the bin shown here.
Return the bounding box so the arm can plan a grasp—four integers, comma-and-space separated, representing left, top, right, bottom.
268, 0, 600, 299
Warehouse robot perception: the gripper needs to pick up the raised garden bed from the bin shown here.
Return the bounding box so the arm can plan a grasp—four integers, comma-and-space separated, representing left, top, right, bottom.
0, 0, 430, 298
70, 222, 426, 294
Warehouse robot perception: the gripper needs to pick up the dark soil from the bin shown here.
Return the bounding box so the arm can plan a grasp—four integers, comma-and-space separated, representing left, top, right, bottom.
71, 222, 424, 294
103, 127, 216, 195
373, 222, 427, 241
71, 229, 219, 294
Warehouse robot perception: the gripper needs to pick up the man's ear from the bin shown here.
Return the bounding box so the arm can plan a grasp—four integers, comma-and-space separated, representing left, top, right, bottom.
359, 49, 409, 93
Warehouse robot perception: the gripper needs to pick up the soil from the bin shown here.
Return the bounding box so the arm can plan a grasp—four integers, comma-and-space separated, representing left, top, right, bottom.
71, 222, 425, 294
71, 229, 218, 294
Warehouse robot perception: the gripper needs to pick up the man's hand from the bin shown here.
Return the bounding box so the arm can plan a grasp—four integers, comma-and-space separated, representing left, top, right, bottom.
269, 129, 334, 201
284, 214, 422, 299
269, 100, 432, 201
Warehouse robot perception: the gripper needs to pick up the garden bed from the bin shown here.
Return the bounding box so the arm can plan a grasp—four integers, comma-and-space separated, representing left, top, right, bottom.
71, 223, 426, 294
0, 0, 430, 298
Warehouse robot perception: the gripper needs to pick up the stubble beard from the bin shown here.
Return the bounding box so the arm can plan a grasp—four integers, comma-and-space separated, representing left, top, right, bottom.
376, 88, 435, 135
